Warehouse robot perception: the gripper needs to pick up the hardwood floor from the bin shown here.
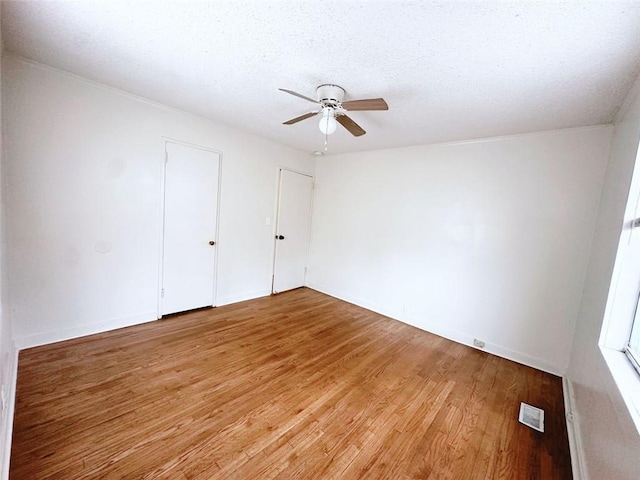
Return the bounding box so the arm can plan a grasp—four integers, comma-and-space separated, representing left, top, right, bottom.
10, 288, 572, 479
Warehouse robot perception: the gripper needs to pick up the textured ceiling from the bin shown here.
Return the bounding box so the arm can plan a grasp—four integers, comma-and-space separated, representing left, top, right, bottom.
3, 1, 640, 155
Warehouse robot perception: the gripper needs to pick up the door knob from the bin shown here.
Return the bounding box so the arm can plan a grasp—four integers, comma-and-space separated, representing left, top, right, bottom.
209, 241, 216, 245
275, 235, 285, 240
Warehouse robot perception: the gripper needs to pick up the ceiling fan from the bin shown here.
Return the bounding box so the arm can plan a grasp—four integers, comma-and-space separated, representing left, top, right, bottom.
280, 84, 388, 137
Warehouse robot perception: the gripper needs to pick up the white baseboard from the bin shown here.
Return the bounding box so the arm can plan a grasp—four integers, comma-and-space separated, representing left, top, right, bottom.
15, 287, 275, 350
216, 289, 271, 307
1, 343, 18, 480
306, 282, 564, 376
14, 312, 159, 350
563, 377, 587, 480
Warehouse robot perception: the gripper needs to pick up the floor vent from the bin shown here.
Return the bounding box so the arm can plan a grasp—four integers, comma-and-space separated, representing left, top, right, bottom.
519, 402, 545, 432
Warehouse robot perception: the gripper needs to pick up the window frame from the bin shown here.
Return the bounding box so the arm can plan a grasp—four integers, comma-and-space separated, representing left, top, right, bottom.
625, 285, 640, 376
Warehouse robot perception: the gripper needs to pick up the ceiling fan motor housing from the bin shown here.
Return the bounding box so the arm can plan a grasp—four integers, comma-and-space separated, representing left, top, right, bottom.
317, 84, 345, 106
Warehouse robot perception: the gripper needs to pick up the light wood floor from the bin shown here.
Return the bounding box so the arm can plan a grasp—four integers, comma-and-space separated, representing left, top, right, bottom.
11, 288, 571, 479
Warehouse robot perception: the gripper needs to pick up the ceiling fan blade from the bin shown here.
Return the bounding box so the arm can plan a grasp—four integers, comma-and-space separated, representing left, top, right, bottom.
341, 98, 389, 111
283, 111, 318, 125
337, 114, 366, 137
279, 88, 319, 104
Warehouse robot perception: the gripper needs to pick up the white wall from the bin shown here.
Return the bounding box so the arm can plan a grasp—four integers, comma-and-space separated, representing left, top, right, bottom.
308, 126, 612, 375
3, 55, 313, 348
0, 17, 18, 479
565, 77, 640, 478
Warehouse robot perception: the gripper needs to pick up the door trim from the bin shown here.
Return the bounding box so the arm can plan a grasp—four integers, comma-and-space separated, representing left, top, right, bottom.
271, 167, 315, 294
157, 138, 223, 318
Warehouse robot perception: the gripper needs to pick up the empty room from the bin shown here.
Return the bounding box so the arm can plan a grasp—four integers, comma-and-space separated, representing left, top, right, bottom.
1, 1, 640, 479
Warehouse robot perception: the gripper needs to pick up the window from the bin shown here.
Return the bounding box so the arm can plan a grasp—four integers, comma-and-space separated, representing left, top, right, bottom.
598, 146, 640, 434
599, 227, 640, 434
622, 215, 640, 378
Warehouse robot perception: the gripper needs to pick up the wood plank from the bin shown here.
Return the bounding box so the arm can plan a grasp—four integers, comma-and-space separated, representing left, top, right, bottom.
10, 288, 572, 479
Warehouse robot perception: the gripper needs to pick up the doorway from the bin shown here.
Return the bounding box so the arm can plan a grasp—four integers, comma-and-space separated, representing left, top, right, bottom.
272, 169, 314, 293
161, 141, 221, 315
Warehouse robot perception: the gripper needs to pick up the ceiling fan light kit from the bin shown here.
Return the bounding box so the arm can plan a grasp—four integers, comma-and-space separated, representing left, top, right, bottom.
280, 84, 388, 144
318, 107, 337, 135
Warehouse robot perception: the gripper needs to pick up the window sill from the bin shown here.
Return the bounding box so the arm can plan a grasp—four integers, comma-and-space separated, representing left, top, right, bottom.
600, 346, 640, 435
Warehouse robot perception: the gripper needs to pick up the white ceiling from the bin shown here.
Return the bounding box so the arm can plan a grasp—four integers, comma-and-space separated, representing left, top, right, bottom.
3, 1, 640, 155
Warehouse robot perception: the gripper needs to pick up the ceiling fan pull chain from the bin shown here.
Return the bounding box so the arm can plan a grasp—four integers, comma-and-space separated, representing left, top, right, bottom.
324, 132, 329, 152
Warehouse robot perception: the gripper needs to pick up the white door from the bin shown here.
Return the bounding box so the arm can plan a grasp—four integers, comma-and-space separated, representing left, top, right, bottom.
161, 142, 220, 315
273, 169, 314, 293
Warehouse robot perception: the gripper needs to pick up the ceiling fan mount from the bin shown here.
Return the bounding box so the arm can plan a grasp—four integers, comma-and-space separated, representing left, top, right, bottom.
279, 84, 388, 137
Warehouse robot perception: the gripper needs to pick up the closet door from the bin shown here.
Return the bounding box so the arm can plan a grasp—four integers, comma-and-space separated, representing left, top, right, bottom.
161, 142, 220, 315
273, 169, 314, 293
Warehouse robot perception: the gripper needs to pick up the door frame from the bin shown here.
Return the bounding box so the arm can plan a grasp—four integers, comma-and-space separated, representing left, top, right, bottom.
157, 137, 223, 318
271, 167, 315, 294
